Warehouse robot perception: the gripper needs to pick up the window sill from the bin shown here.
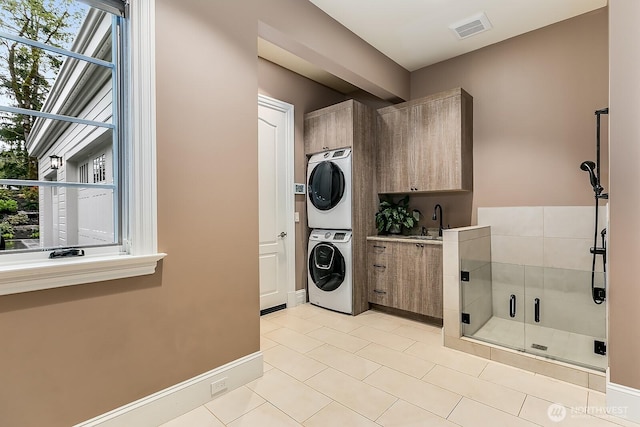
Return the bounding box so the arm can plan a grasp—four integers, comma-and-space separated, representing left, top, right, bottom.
0, 253, 166, 296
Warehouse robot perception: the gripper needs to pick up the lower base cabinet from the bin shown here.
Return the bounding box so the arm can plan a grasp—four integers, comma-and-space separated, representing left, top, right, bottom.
367, 239, 443, 319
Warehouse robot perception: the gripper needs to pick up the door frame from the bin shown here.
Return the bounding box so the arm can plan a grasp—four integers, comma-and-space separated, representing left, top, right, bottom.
258, 94, 298, 307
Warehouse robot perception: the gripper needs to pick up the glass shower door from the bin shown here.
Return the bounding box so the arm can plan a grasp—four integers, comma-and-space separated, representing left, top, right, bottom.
462, 261, 525, 351
524, 266, 607, 371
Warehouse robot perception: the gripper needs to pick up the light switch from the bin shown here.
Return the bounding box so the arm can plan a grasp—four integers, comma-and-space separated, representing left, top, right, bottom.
294, 212, 300, 223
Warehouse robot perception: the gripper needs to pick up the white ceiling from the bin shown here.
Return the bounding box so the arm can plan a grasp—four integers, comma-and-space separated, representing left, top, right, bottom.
308, 0, 607, 71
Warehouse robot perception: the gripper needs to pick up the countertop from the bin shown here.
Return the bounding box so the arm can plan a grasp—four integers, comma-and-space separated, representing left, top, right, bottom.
367, 235, 443, 246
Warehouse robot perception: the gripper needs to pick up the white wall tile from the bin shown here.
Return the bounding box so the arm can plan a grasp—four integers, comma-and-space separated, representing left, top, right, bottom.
458, 226, 491, 241
543, 237, 601, 272
460, 236, 491, 265
543, 206, 596, 239
443, 240, 459, 278
478, 207, 543, 237
491, 235, 544, 266
443, 275, 460, 312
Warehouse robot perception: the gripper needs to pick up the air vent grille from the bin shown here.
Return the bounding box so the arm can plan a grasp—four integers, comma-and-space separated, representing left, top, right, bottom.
450, 12, 492, 40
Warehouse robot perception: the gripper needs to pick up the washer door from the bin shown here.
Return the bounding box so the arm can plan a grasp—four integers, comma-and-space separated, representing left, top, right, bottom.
308, 161, 345, 211
309, 242, 345, 292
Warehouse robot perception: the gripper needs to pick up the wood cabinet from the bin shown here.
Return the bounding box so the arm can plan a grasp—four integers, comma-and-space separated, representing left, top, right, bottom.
367, 239, 443, 319
304, 101, 354, 154
377, 88, 473, 193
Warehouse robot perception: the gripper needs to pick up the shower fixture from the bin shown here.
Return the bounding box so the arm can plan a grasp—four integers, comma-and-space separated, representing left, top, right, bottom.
580, 160, 603, 196
580, 108, 608, 304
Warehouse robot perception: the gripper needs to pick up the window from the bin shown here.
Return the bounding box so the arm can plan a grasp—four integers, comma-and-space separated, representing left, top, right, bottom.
93, 154, 106, 183
79, 162, 89, 183
0, 0, 163, 295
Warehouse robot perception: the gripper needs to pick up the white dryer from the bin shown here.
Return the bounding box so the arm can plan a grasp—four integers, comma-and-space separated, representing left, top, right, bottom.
307, 148, 352, 230
307, 229, 353, 314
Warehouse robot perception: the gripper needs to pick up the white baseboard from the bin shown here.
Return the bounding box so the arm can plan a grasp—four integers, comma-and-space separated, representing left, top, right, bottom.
288, 289, 307, 307
75, 351, 263, 427
607, 372, 640, 423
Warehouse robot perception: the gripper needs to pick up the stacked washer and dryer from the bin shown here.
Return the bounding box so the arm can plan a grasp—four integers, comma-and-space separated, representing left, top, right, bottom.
307, 148, 353, 314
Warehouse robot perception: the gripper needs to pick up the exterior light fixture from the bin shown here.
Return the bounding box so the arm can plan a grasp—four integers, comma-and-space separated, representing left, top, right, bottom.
50, 155, 62, 170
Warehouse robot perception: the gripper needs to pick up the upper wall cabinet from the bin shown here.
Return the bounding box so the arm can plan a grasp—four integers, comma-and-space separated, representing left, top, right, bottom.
304, 101, 354, 154
377, 88, 473, 193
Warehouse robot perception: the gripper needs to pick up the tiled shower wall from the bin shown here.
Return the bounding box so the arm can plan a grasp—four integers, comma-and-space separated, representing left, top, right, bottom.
477, 206, 607, 338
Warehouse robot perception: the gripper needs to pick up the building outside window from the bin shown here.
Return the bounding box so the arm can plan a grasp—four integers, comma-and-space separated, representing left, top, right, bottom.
0, 0, 123, 250
0, 0, 163, 296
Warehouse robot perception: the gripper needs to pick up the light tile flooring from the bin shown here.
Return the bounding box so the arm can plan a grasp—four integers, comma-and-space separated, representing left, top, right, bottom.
162, 304, 638, 427
471, 316, 608, 370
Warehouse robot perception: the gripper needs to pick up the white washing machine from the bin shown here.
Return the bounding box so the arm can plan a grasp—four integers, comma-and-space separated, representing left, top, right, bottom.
307, 229, 353, 314
307, 148, 352, 229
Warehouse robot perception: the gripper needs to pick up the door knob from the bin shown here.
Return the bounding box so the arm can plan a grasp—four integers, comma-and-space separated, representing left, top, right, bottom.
278, 232, 287, 238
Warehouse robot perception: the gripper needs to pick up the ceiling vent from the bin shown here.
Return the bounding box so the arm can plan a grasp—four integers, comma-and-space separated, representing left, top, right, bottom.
450, 12, 492, 40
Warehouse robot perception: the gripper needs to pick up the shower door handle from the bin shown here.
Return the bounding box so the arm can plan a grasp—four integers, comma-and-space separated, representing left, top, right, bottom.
509, 294, 516, 318
534, 298, 540, 323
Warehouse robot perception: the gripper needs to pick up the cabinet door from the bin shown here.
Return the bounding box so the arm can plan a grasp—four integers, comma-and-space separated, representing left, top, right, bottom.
377, 108, 410, 193
421, 246, 443, 318
395, 243, 443, 318
411, 96, 462, 191
395, 242, 426, 313
367, 241, 396, 306
304, 105, 353, 154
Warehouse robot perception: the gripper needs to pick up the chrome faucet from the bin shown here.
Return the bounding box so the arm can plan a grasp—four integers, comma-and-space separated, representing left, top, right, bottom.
432, 204, 443, 237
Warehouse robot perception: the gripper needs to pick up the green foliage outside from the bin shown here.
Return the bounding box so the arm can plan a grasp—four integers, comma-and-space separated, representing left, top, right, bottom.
0, 198, 17, 213
0, 0, 83, 180
0, 1, 83, 246
0, 221, 14, 239
7, 212, 28, 225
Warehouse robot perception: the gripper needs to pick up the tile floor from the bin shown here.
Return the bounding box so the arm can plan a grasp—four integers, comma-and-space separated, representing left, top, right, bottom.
162, 304, 638, 427
471, 316, 608, 371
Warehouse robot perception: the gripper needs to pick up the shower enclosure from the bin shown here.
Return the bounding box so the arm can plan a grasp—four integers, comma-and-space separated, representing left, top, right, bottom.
459, 109, 609, 372
461, 260, 607, 371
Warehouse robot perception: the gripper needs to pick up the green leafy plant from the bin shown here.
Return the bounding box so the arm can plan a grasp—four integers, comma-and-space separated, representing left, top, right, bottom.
20, 186, 39, 210
0, 198, 18, 213
0, 221, 14, 239
375, 195, 421, 234
30, 229, 39, 239
7, 213, 28, 225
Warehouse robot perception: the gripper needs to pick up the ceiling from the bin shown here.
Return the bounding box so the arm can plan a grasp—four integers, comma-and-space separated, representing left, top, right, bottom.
308, 0, 607, 72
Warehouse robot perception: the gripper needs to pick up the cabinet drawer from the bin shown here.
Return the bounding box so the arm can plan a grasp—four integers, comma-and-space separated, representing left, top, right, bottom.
368, 241, 393, 258
368, 263, 391, 304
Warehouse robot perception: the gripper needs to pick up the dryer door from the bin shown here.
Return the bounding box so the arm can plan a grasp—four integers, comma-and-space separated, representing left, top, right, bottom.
308, 161, 345, 211
309, 242, 345, 292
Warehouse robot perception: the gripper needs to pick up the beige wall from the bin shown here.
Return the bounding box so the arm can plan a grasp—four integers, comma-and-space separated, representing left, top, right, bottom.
410, 8, 609, 225
608, 0, 640, 390
258, 58, 346, 291
0, 1, 408, 425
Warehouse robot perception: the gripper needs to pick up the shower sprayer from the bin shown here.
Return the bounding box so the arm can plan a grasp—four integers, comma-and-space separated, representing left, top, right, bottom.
580, 160, 603, 196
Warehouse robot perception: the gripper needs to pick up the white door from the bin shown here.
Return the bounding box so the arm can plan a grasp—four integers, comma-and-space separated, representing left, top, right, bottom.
258, 95, 295, 311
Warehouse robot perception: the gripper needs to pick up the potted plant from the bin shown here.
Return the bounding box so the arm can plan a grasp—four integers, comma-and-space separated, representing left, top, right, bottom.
375, 195, 421, 234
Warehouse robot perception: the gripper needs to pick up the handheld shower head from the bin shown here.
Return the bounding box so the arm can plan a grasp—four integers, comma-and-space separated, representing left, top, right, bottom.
580, 160, 602, 195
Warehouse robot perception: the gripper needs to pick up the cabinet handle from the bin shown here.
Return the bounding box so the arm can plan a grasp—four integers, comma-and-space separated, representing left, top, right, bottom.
373, 245, 386, 249
373, 289, 387, 294
415, 244, 424, 248
373, 264, 386, 269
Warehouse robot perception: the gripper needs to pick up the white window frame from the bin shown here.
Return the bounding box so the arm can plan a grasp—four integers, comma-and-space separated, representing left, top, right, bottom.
0, 0, 165, 296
